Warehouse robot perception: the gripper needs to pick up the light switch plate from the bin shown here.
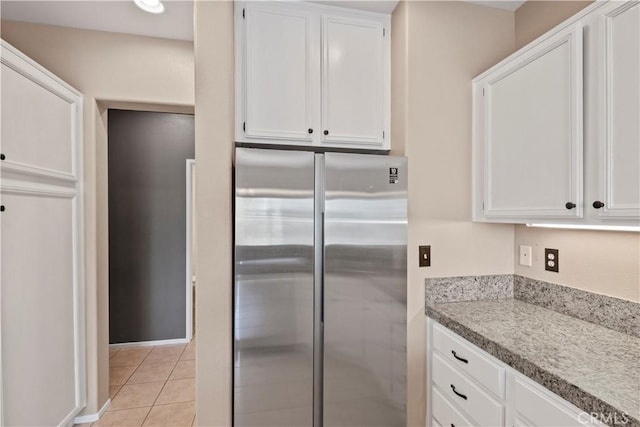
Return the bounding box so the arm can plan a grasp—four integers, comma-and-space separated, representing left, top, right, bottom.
419, 245, 431, 267
519, 245, 532, 267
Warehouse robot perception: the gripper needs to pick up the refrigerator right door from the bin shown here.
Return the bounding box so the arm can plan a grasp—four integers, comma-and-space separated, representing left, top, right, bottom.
323, 153, 407, 426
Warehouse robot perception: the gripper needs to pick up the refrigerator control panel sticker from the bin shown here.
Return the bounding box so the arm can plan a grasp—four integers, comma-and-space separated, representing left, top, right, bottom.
389, 167, 399, 184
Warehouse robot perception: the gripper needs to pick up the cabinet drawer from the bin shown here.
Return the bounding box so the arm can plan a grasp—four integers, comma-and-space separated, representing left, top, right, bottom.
432, 387, 476, 427
432, 353, 505, 426
433, 322, 506, 398
515, 377, 599, 426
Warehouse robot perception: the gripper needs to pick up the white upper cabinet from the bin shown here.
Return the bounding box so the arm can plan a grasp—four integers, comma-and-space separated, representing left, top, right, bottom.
240, 3, 318, 143
480, 24, 583, 220
595, 1, 640, 220
473, 0, 640, 227
1, 57, 78, 181
235, 2, 390, 151
322, 15, 386, 146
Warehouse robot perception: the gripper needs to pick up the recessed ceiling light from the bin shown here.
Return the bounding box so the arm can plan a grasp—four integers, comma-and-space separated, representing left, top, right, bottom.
134, 0, 165, 14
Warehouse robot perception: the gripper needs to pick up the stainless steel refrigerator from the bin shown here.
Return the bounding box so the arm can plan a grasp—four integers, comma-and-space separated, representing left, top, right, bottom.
234, 147, 407, 427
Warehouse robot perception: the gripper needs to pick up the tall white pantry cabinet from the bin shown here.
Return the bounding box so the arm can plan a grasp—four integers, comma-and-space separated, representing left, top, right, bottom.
0, 40, 86, 426
472, 1, 640, 227
234, 1, 391, 151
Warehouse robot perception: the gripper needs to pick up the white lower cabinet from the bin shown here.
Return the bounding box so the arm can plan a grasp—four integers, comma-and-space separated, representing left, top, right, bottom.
432, 387, 476, 427
515, 377, 593, 427
426, 318, 605, 427
432, 353, 504, 427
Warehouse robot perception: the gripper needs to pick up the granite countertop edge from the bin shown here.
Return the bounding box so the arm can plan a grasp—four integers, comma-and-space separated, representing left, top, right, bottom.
426, 305, 639, 427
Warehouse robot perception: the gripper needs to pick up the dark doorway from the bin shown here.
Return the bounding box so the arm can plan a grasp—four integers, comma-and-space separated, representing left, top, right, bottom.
108, 109, 195, 344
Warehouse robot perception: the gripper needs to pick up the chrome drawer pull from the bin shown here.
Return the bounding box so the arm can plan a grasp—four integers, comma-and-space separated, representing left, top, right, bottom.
451, 384, 468, 400
451, 350, 469, 364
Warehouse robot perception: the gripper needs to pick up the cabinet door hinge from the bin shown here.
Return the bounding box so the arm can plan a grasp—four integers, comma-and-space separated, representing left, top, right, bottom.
383, 28, 386, 37
243, 122, 246, 132
482, 88, 485, 96
242, 8, 245, 19
383, 131, 385, 139
482, 202, 485, 211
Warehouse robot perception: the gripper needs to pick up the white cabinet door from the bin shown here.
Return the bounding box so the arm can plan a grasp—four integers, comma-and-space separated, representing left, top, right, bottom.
514, 377, 604, 426
321, 15, 387, 147
1, 191, 82, 427
238, 2, 318, 143
479, 24, 583, 220
0, 40, 85, 427
1, 64, 76, 180
596, 2, 640, 220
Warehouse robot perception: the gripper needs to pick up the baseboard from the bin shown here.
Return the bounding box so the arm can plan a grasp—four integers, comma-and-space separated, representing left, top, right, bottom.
109, 337, 190, 349
73, 399, 111, 424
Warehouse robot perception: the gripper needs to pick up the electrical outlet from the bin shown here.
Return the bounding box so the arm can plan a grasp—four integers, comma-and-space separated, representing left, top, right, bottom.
545, 248, 559, 272
419, 245, 431, 267
519, 245, 532, 267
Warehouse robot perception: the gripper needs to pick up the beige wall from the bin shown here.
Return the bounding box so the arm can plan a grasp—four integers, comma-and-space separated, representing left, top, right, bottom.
0, 21, 194, 416
392, 2, 516, 425
514, 227, 640, 301
193, 1, 234, 425
515, 0, 593, 49
513, 0, 640, 303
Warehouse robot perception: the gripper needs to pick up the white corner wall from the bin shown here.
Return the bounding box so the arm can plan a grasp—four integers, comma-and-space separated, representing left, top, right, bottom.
193, 1, 234, 425
391, 2, 516, 424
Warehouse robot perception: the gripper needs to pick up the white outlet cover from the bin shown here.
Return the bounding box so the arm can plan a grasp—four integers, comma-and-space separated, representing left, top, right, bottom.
519, 245, 532, 267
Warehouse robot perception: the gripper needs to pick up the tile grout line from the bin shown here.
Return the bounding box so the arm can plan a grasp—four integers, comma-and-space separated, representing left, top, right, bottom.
106, 346, 156, 424
110, 346, 156, 402
106, 341, 194, 427
139, 343, 190, 426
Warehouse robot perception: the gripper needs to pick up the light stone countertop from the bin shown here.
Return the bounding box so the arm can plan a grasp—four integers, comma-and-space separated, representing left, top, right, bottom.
426, 299, 640, 427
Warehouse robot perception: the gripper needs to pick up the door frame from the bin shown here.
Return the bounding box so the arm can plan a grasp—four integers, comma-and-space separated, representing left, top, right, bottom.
186, 159, 196, 340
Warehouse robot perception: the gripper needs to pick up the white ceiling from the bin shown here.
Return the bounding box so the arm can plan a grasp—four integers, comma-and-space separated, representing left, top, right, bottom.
0, 0, 526, 42
0, 0, 195, 41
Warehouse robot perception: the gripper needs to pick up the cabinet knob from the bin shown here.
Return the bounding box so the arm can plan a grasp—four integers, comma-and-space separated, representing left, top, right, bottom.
565, 202, 576, 210
593, 201, 605, 209
0, 205, 5, 212
308, 128, 313, 134
0, 154, 5, 160
323, 130, 329, 136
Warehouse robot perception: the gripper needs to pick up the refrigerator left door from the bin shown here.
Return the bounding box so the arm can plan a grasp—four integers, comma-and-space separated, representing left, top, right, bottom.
234, 148, 315, 426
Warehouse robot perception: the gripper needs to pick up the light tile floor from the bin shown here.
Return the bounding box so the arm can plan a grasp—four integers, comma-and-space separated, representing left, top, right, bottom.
78, 339, 196, 427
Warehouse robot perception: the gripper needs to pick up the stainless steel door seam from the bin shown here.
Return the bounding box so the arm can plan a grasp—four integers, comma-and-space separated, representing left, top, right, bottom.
313, 153, 325, 427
